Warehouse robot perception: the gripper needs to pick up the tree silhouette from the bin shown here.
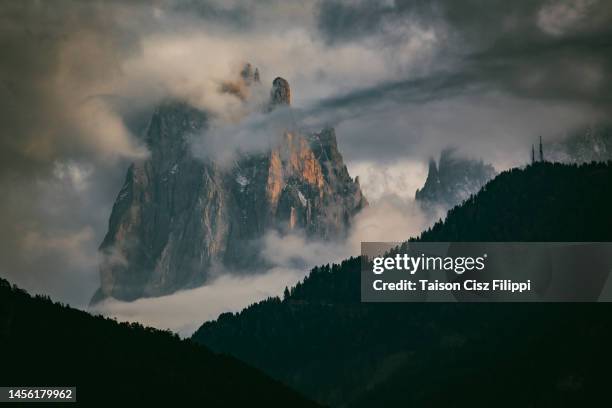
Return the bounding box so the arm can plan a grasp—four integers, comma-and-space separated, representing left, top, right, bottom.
194, 161, 612, 407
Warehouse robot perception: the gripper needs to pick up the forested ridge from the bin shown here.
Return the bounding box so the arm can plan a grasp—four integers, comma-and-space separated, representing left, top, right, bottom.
0, 278, 318, 406
418, 161, 612, 241
193, 161, 612, 407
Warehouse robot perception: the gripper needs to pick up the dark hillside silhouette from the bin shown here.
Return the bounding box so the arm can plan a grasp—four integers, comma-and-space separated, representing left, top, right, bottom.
0, 279, 318, 406
194, 162, 612, 407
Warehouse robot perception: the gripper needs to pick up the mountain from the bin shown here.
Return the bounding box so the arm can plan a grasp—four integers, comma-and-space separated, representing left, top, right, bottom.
193, 161, 612, 407
415, 148, 496, 212
0, 278, 318, 406
92, 64, 366, 303
419, 161, 612, 241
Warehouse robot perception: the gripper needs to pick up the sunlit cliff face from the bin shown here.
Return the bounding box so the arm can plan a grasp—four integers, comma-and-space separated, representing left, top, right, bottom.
94, 68, 367, 302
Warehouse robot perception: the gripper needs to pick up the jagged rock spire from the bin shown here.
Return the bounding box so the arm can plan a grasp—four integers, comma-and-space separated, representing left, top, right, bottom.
269, 77, 291, 109
93, 76, 366, 302
427, 157, 439, 181
415, 150, 496, 210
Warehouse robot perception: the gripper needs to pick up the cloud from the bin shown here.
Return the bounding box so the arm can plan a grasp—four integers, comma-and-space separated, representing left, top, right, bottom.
334, 92, 603, 170
1, 0, 611, 319
261, 230, 352, 270
316, 0, 612, 110
52, 161, 94, 192
91, 227, 349, 337
537, 0, 597, 36
0, 2, 150, 178
2, 0, 610, 177
90, 267, 308, 337
22, 226, 96, 267
190, 106, 298, 164
347, 159, 428, 202
0, 159, 123, 306
348, 195, 435, 245
91, 193, 435, 337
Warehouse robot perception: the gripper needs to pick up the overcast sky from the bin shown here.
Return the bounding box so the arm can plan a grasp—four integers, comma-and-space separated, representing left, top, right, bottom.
1, 1, 610, 323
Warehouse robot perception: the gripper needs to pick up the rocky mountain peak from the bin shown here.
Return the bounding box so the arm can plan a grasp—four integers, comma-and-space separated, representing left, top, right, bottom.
416, 149, 496, 211
425, 158, 439, 183
92, 68, 366, 303
269, 77, 291, 108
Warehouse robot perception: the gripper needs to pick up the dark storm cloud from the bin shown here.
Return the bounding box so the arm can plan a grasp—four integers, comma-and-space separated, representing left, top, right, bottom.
316, 0, 612, 110
282, 0, 611, 168
318, 0, 400, 43
466, 30, 612, 107
317, 0, 532, 45
1, 0, 611, 313
313, 69, 479, 112
0, 0, 155, 305
307, 31, 612, 120
0, 1, 147, 177
171, 0, 253, 28
317, 0, 603, 45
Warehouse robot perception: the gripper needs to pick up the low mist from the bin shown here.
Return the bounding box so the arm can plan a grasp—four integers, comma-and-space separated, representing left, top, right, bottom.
91, 191, 435, 336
